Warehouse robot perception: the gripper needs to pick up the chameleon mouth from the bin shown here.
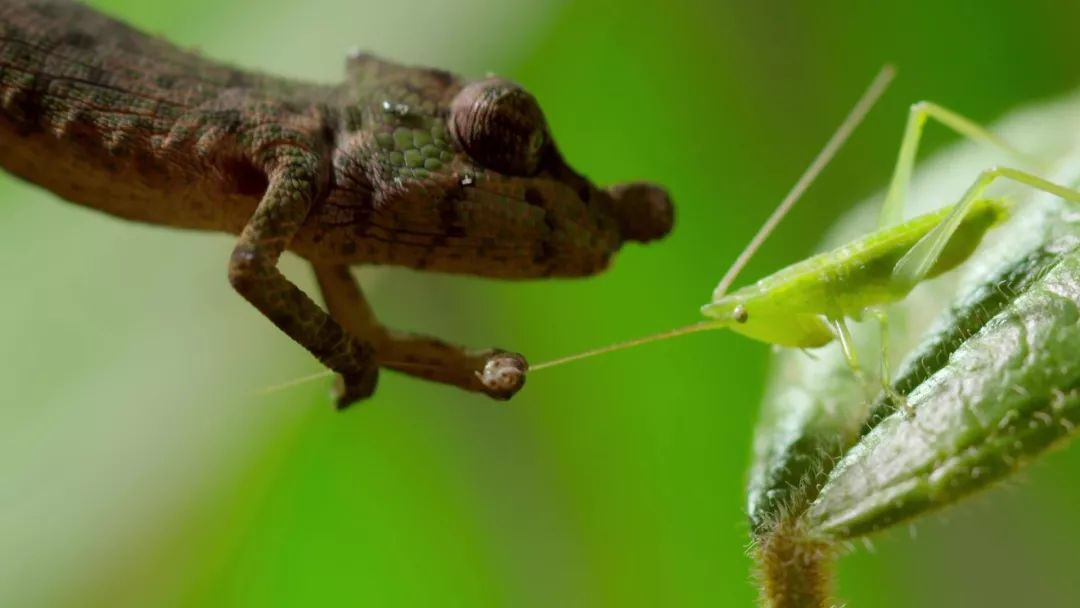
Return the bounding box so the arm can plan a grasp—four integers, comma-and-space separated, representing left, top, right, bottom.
605, 182, 674, 243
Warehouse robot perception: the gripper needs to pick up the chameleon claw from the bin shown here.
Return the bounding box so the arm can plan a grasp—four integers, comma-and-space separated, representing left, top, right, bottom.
476, 351, 527, 401
332, 367, 380, 411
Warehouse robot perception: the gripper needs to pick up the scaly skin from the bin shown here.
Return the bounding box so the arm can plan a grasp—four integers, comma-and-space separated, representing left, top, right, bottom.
0, 0, 675, 407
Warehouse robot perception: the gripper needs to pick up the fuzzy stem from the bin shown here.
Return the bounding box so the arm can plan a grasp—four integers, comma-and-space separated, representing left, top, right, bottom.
754, 523, 836, 608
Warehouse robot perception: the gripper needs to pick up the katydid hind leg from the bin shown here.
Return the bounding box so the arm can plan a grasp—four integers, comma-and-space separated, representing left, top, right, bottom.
879, 101, 1040, 229
892, 166, 1080, 289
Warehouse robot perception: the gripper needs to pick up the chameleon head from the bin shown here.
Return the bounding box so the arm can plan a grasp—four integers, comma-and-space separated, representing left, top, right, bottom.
449, 76, 674, 246
332, 58, 674, 277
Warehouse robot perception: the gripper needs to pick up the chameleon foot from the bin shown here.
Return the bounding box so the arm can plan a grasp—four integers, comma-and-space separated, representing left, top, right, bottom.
477, 351, 527, 400
333, 367, 380, 410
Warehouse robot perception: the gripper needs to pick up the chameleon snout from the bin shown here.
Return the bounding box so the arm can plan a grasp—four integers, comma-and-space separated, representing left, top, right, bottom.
605, 182, 674, 243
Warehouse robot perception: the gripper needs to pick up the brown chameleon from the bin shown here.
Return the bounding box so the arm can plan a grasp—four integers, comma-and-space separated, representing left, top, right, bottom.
0, 0, 674, 408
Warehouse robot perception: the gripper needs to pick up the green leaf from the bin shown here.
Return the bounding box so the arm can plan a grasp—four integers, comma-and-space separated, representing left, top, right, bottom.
748, 93, 1080, 543
808, 227, 1080, 538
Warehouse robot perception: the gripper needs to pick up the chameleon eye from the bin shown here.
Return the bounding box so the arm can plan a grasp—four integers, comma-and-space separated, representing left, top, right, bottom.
449, 77, 547, 176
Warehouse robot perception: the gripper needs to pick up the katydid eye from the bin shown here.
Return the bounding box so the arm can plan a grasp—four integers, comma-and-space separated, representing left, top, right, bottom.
733, 305, 749, 323
450, 77, 547, 176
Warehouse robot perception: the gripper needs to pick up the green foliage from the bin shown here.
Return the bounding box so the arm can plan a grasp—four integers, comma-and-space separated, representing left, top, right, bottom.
750, 93, 1080, 606
6, 1, 1080, 607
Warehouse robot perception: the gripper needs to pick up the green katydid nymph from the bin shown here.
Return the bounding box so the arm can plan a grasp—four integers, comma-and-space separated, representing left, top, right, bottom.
530, 66, 1080, 412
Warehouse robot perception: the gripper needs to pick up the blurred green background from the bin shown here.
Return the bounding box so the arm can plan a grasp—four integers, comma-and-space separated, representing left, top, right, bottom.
4, 0, 1080, 606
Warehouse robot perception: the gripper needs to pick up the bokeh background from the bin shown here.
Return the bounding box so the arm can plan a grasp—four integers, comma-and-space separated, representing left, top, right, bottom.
4, 1, 1080, 606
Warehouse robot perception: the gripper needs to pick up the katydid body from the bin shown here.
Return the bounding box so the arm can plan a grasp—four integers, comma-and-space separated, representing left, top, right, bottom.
701, 199, 1010, 348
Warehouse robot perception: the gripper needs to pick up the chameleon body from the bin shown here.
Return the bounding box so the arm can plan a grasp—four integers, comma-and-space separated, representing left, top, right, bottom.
0, 0, 674, 407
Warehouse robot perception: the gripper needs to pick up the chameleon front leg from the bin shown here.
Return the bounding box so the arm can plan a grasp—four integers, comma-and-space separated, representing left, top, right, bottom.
229, 158, 378, 409
312, 264, 527, 400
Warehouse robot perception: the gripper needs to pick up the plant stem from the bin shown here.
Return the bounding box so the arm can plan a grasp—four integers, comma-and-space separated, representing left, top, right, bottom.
755, 522, 835, 608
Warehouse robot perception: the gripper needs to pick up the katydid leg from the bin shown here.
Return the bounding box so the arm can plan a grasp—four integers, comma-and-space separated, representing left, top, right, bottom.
879, 101, 1040, 228
827, 316, 867, 385
870, 308, 912, 416
893, 166, 1080, 288
829, 314, 900, 408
